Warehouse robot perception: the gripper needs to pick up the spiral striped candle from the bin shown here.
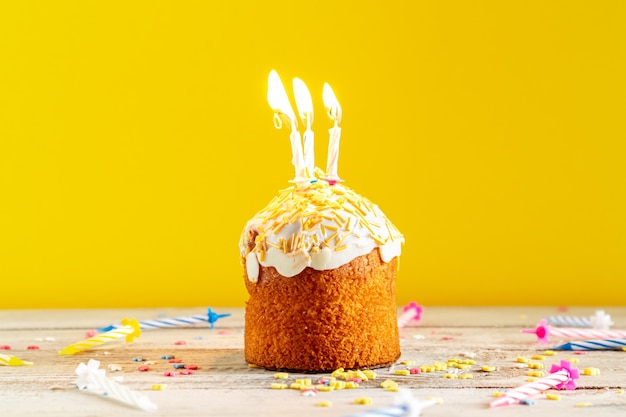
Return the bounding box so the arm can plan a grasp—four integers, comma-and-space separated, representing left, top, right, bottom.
60, 318, 141, 355
397, 301, 423, 329
489, 360, 579, 408
0, 353, 33, 366
75, 359, 157, 411
521, 319, 626, 344
552, 338, 626, 351
98, 308, 231, 332
545, 310, 613, 329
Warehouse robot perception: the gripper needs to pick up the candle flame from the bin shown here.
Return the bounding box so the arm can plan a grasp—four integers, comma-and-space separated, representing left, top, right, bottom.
268, 70, 297, 127
293, 77, 314, 125
322, 82, 342, 124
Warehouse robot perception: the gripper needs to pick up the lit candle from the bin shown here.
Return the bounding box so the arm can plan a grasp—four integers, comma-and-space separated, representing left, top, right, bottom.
267, 70, 307, 183
293, 77, 315, 178
322, 82, 342, 184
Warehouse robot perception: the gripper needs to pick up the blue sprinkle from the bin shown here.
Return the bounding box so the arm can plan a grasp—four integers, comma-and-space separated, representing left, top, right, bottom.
172, 363, 186, 369
520, 399, 536, 406
132, 357, 144, 362
161, 355, 175, 360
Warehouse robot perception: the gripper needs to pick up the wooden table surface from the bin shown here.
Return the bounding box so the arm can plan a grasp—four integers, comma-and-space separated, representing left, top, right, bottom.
1, 306, 625, 416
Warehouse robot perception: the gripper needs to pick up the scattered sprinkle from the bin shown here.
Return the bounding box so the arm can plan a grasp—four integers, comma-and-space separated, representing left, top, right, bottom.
315, 401, 332, 407
137, 366, 150, 372
520, 398, 536, 406
546, 393, 561, 401
174, 340, 187, 345
151, 384, 166, 390
575, 402, 593, 407
274, 372, 289, 379
161, 355, 175, 360
481, 366, 496, 372
0, 345, 11, 350
26, 345, 40, 350
583, 367, 600, 376
543, 350, 557, 356
271, 383, 287, 390
354, 397, 373, 405
394, 369, 410, 376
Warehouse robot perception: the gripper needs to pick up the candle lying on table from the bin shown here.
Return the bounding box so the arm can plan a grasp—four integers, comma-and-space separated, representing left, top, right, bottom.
521, 319, 626, 344
98, 308, 231, 332
489, 360, 579, 408
345, 389, 440, 417
552, 338, 626, 351
397, 301, 423, 328
75, 359, 157, 411
545, 310, 613, 329
0, 353, 33, 366
60, 318, 141, 355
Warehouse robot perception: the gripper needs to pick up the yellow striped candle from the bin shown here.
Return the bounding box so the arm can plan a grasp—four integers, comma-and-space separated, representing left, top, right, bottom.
59, 318, 141, 356
0, 353, 33, 366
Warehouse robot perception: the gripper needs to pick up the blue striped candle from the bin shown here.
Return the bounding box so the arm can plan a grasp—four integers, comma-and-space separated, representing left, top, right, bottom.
551, 338, 626, 351
545, 310, 613, 329
97, 308, 231, 332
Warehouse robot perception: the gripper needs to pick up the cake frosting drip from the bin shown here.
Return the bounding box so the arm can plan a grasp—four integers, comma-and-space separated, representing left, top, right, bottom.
239, 170, 404, 281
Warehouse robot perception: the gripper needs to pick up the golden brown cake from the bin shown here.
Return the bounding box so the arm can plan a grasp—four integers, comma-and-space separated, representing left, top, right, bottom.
239, 169, 404, 372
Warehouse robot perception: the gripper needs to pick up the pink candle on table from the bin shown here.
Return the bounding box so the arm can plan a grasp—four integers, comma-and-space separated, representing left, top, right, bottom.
522, 319, 626, 344
489, 360, 579, 408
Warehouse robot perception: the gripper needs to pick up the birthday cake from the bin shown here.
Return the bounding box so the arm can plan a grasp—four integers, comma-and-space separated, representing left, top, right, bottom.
239, 72, 404, 372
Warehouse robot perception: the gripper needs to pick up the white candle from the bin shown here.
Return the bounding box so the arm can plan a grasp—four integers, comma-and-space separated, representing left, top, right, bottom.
293, 77, 315, 178
322, 82, 342, 184
267, 70, 307, 183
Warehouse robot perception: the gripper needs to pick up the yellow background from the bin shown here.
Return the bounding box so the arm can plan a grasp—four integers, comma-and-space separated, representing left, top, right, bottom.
1, 1, 625, 309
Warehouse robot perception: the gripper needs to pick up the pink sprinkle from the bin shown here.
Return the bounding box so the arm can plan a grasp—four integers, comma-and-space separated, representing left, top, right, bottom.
431, 330, 437, 334
164, 371, 178, 377
137, 365, 150, 372
574, 351, 586, 355
179, 370, 195, 375
174, 340, 187, 345
218, 330, 229, 335
442, 336, 454, 340
184, 364, 199, 370
26, 345, 40, 350
409, 368, 421, 374
0, 345, 11, 350
557, 306, 569, 312
168, 358, 182, 363
85, 329, 97, 338
346, 378, 362, 383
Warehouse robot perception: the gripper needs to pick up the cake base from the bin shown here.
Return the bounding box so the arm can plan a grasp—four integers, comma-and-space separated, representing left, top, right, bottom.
243, 249, 400, 372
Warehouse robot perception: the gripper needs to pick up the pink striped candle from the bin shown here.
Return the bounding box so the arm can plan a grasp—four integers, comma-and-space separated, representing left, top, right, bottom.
489, 360, 579, 408
397, 301, 423, 328
521, 319, 626, 344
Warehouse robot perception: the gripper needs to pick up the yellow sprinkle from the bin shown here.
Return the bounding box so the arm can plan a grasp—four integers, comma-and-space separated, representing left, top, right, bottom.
531, 355, 546, 361
354, 397, 373, 405
583, 367, 601, 376
271, 383, 288, 390
492, 391, 505, 397
526, 377, 537, 382
442, 373, 458, 379
543, 350, 557, 356
545, 393, 561, 401
386, 385, 400, 392
345, 381, 359, 389
433, 362, 448, 371
316, 385, 334, 392
295, 378, 312, 386
517, 356, 530, 363
459, 373, 474, 379
528, 362, 544, 369
575, 402, 594, 407
362, 370, 377, 379
459, 359, 476, 365
453, 363, 472, 370
400, 360, 416, 365
618, 389, 624, 394
290, 383, 302, 390
274, 372, 289, 379
380, 379, 398, 389
481, 366, 496, 372
151, 384, 166, 390
566, 357, 580, 364
394, 370, 410, 376
248, 363, 259, 368
528, 371, 545, 377
315, 401, 332, 407
420, 365, 435, 373
334, 245, 347, 251
329, 381, 346, 390
447, 358, 460, 363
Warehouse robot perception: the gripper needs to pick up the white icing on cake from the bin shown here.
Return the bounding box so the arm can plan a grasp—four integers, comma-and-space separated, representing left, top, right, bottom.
239, 170, 404, 280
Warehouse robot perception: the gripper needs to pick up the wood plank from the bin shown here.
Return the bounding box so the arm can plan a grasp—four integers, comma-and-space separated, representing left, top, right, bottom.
1, 307, 625, 416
